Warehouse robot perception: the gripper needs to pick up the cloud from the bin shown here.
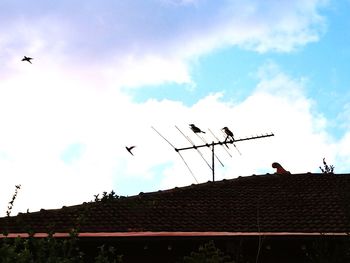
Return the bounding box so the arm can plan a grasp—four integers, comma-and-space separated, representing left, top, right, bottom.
0, 0, 336, 216
61, 143, 85, 165
1, 60, 349, 217
336, 132, 350, 172
1, 0, 327, 86
158, 64, 336, 189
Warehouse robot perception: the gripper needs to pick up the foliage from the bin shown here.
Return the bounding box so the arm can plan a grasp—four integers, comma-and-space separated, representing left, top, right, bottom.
1, 188, 123, 262
181, 241, 235, 263
0, 235, 84, 263
94, 244, 123, 263
0, 236, 126, 262
319, 158, 334, 174
304, 237, 350, 263
93, 190, 119, 202
6, 184, 21, 217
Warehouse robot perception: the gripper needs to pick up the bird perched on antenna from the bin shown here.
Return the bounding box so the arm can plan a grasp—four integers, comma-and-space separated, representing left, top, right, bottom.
21, 56, 33, 64
126, 146, 136, 156
189, 124, 205, 134
222, 127, 234, 142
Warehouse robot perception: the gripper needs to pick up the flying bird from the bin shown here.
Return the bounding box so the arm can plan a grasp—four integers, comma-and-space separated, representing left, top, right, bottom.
126, 146, 136, 156
222, 127, 234, 141
21, 56, 33, 64
189, 124, 205, 134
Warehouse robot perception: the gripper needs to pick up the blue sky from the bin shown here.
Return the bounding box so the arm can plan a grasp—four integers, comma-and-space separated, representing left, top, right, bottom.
1, 0, 350, 215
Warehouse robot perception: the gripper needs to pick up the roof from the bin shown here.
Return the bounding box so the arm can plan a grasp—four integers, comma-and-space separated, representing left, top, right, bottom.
1, 173, 350, 237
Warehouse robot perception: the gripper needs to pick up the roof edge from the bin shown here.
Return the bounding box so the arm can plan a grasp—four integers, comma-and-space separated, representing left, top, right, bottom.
1, 231, 349, 238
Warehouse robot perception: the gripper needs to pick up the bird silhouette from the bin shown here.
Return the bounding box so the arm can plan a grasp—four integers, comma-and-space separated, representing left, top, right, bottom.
222, 127, 234, 141
189, 124, 205, 134
22, 56, 33, 64
126, 146, 136, 155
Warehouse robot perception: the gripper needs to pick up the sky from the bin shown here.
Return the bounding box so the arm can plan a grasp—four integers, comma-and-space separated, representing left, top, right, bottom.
1, 0, 350, 216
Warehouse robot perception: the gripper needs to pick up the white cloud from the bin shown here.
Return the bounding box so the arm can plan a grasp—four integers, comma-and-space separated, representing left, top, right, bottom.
0, 0, 339, 217
2, 61, 349, 217
1, 0, 327, 86
335, 131, 350, 172
156, 68, 335, 189
104, 54, 192, 88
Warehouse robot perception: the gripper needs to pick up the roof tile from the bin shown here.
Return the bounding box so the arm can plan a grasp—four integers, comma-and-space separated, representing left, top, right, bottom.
1, 173, 350, 235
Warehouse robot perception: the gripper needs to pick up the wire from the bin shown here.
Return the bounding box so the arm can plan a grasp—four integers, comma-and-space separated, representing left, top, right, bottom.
208, 128, 232, 158
151, 126, 177, 149
195, 131, 225, 167
151, 126, 198, 184
175, 125, 212, 170
255, 198, 263, 263
177, 151, 199, 184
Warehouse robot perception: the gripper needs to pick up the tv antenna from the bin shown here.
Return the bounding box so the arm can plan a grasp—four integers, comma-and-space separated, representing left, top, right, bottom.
152, 126, 274, 182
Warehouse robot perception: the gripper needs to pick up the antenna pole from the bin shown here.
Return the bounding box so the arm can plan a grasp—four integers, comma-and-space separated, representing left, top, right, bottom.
175, 133, 274, 181
176, 133, 274, 151
212, 141, 215, 182
153, 126, 274, 183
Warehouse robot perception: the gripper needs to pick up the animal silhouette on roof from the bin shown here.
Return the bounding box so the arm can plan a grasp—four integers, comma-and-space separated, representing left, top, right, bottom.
272, 162, 290, 174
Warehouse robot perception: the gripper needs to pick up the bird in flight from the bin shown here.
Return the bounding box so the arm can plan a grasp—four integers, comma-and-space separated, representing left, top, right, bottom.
222, 127, 234, 141
189, 124, 205, 134
126, 146, 136, 156
22, 56, 33, 64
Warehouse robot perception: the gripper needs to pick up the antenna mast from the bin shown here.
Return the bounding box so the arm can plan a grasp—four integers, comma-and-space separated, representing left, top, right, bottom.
152, 126, 274, 183
175, 133, 274, 181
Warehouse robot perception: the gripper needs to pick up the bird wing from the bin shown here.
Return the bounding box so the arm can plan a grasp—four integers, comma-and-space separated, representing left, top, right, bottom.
22, 56, 33, 63
126, 146, 135, 155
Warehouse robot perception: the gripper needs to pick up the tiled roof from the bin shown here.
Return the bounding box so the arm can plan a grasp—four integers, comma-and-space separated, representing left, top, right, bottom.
1, 173, 350, 236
